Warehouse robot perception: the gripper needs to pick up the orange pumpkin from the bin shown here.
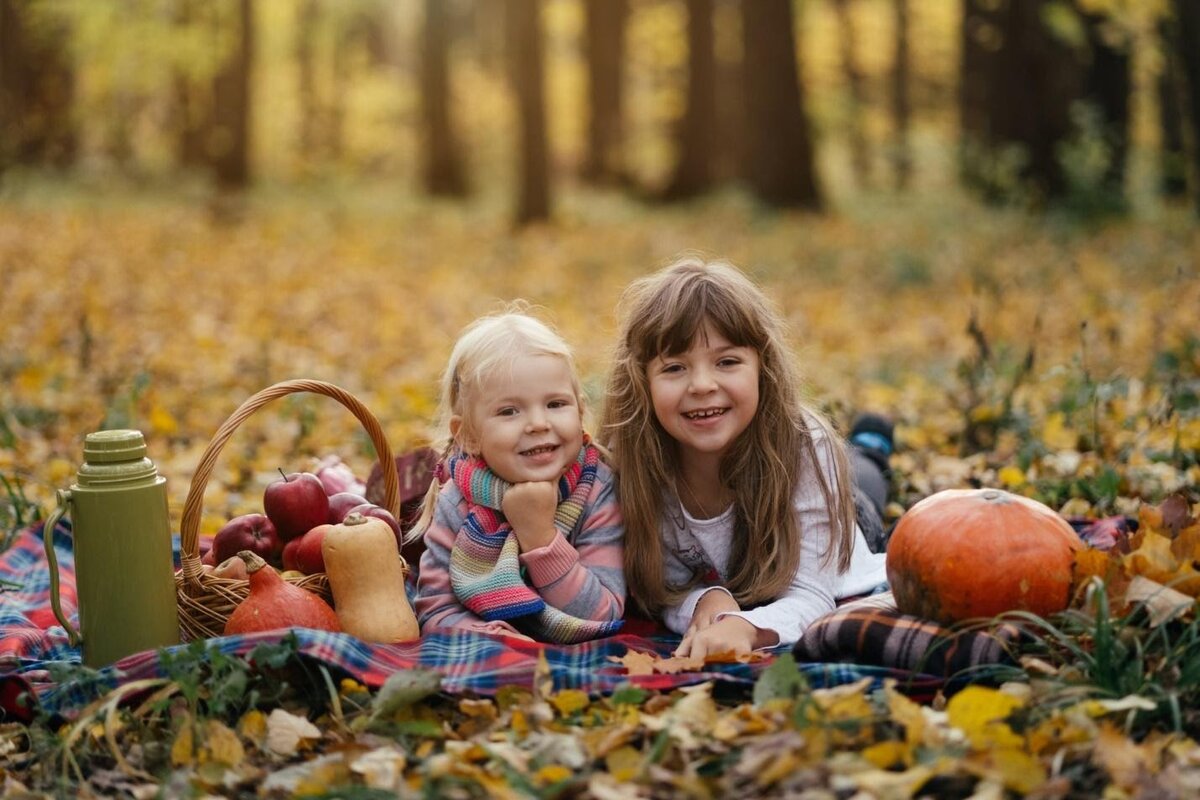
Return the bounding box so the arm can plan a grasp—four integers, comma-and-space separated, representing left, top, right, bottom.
886, 488, 1083, 624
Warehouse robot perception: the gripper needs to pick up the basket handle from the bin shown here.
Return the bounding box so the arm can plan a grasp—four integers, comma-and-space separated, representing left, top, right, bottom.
179, 380, 400, 565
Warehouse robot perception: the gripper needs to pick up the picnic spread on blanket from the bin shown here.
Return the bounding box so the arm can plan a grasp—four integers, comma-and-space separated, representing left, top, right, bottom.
0, 379, 1130, 724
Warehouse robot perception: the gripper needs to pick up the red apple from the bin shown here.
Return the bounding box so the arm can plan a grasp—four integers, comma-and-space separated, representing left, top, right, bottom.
264, 471, 330, 542
349, 504, 403, 552
327, 492, 370, 523
281, 537, 304, 572
201, 548, 217, 567
294, 524, 333, 574
212, 513, 281, 564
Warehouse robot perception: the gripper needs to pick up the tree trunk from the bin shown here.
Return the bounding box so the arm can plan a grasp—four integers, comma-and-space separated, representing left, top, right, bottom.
833, 0, 870, 187
713, 0, 743, 183
742, 0, 822, 209
959, 0, 1082, 202
1080, 9, 1131, 201
1174, 0, 1200, 215
891, 0, 912, 190
1159, 15, 1188, 198
958, 0, 996, 169
663, 0, 716, 200
0, 0, 76, 171
170, 0, 208, 168
295, 0, 318, 159
422, 0, 467, 195
326, 20, 347, 162
210, 0, 253, 189
507, 0, 550, 225
582, 0, 627, 183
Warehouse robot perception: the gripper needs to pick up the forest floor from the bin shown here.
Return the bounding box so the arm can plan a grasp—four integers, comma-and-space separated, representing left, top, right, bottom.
1, 181, 1198, 796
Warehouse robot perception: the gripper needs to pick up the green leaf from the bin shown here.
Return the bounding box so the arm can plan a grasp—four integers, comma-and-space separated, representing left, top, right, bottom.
610, 683, 647, 706
753, 653, 808, 706
368, 669, 442, 723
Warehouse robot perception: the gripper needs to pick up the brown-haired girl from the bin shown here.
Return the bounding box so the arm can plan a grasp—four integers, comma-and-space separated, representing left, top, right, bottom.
600, 258, 888, 658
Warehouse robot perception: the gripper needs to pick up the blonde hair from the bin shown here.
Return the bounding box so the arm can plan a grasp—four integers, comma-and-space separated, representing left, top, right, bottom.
599, 257, 856, 615
411, 306, 585, 537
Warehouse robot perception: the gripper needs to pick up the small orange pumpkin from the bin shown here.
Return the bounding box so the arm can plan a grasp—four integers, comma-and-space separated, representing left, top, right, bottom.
886, 488, 1083, 624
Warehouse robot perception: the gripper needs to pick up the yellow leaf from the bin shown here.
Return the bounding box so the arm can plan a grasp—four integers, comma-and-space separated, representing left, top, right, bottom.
1043, 412, 1078, 451
968, 748, 1046, 794
946, 686, 1025, 750
149, 404, 178, 436
1126, 530, 1200, 595
238, 709, 267, 747
534, 764, 573, 785
885, 681, 926, 748
170, 722, 194, 767
862, 739, 911, 769
998, 465, 1026, 488
604, 745, 642, 782
511, 709, 529, 737
1074, 548, 1116, 594
203, 719, 244, 767
1027, 714, 1093, 754
459, 698, 498, 720
550, 689, 591, 717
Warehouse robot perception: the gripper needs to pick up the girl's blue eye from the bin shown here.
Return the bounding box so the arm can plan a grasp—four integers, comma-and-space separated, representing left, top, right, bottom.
497, 407, 517, 416
718, 357, 741, 367
661, 363, 684, 373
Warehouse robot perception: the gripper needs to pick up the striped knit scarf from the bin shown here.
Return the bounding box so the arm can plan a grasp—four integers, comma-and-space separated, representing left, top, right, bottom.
447, 442, 622, 644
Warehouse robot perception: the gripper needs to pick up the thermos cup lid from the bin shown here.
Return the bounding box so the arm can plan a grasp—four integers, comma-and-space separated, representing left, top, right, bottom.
83, 430, 149, 463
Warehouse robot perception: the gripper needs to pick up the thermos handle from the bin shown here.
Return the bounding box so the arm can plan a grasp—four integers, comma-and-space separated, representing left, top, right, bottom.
43, 489, 83, 647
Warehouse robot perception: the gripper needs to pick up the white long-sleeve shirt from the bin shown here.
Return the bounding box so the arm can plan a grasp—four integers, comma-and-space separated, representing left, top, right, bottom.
659, 428, 888, 647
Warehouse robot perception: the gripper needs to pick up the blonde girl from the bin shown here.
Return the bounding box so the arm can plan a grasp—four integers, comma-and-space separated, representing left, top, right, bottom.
414, 310, 625, 643
600, 259, 887, 657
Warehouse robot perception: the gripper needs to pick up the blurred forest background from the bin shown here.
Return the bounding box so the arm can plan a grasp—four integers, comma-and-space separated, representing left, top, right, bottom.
3, 0, 1199, 215
1, 0, 1198, 535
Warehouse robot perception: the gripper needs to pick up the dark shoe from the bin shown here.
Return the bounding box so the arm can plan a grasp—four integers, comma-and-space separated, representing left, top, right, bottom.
849, 413, 894, 476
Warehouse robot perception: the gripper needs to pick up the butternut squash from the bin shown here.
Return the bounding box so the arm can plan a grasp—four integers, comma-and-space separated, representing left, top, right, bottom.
322, 512, 419, 643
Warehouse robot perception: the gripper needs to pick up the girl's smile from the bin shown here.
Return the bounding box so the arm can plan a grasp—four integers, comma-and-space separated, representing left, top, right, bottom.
647, 324, 760, 463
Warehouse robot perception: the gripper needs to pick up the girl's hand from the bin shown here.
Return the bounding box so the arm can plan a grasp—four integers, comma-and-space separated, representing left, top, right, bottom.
675, 615, 759, 660
675, 590, 742, 657
692, 588, 740, 628
502, 481, 559, 551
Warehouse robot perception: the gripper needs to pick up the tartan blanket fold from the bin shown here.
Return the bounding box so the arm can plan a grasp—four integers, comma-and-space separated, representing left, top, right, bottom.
793, 590, 1022, 677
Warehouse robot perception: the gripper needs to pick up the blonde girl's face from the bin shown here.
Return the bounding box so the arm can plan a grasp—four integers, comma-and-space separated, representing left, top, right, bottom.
452, 354, 584, 483
646, 323, 761, 465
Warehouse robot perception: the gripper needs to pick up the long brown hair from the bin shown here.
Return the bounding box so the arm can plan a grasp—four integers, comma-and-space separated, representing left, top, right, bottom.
599, 258, 856, 615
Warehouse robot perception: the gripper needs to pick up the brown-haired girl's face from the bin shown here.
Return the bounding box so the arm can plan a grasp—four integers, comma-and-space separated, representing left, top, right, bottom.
645, 323, 760, 464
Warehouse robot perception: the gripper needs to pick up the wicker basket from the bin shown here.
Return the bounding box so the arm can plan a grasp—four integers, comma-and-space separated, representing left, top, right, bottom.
175, 380, 401, 641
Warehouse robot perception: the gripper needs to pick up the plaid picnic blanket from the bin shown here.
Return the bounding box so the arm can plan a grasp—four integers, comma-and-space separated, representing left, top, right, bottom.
0, 520, 943, 721
793, 590, 1022, 677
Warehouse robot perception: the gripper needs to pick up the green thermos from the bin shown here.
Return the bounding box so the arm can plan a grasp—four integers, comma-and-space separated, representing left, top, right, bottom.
43, 429, 181, 667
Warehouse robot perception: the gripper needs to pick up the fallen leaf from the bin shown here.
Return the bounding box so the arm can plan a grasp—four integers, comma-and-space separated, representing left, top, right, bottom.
369, 669, 442, 723
609, 651, 656, 676
1124, 575, 1195, 626
550, 689, 591, 716
265, 708, 321, 757
203, 720, 244, 767
945, 685, 1024, 750
603, 745, 642, 782
169, 723, 194, 768
350, 746, 406, 790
